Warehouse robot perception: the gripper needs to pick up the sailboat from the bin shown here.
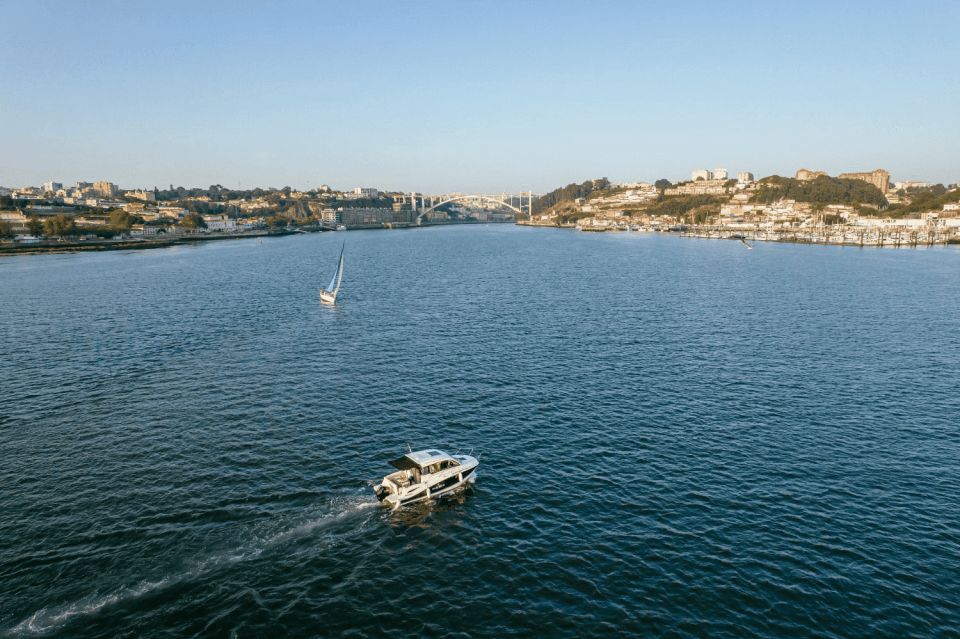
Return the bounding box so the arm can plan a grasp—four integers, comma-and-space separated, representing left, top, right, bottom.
320, 244, 344, 305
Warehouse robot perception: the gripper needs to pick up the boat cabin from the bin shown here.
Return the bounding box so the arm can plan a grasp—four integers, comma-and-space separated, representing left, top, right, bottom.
388, 449, 461, 485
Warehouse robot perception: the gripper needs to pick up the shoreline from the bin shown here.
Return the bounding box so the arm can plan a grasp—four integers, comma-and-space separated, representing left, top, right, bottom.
0, 229, 301, 256
4, 221, 957, 256
517, 221, 960, 248
0, 220, 517, 256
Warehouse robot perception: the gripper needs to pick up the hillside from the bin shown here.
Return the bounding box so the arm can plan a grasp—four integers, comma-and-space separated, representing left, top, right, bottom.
751, 175, 887, 208
532, 178, 611, 215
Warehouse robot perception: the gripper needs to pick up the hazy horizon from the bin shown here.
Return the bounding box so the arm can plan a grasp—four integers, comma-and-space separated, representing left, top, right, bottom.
2, 0, 958, 192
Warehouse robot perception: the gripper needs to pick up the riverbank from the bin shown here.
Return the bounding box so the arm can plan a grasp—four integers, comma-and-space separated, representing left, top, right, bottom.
0, 229, 303, 256
518, 220, 959, 248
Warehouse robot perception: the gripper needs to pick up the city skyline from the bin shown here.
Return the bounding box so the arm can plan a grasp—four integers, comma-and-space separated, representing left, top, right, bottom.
2, 1, 959, 192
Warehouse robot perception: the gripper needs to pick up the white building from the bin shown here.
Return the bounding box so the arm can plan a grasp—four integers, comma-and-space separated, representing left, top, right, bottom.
42, 180, 62, 194
353, 187, 379, 197
893, 181, 932, 191
691, 169, 712, 181
737, 172, 754, 183
713, 168, 728, 181
202, 214, 237, 232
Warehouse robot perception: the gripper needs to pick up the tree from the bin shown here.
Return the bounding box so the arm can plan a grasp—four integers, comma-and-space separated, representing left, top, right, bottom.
179, 212, 207, 229
42, 215, 77, 239
109, 209, 133, 233
654, 179, 672, 191
27, 216, 43, 237
0, 220, 14, 240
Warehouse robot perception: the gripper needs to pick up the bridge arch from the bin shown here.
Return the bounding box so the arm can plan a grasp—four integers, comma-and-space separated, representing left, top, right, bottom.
417, 194, 524, 222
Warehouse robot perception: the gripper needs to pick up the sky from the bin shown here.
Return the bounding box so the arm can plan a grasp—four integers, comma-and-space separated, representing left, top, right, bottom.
1, 0, 958, 193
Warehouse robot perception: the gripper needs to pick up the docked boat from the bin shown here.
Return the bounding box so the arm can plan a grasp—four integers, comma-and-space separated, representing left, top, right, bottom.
319, 244, 344, 305
374, 448, 479, 508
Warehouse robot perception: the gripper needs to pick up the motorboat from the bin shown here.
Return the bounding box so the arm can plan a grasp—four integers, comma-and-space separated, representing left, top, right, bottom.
374, 448, 479, 508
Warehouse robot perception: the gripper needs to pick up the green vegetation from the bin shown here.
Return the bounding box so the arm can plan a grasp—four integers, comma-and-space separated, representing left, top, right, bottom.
266, 215, 289, 229
179, 212, 207, 229
641, 195, 727, 221
654, 179, 672, 191
0, 195, 30, 210
109, 210, 134, 232
532, 178, 611, 214
885, 185, 959, 217
550, 202, 594, 225
0, 221, 14, 239
751, 175, 887, 208
27, 217, 43, 237
42, 215, 77, 239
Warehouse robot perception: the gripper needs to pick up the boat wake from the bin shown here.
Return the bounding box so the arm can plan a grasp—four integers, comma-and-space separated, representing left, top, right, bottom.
5, 497, 379, 637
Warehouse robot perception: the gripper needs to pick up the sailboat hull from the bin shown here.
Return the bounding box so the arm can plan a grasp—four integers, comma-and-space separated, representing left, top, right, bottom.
319, 290, 337, 304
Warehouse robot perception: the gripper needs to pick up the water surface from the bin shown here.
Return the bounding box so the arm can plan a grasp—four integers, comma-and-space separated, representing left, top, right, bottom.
1, 226, 958, 637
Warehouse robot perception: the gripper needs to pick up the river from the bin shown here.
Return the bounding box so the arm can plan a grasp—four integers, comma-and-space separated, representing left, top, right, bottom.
1, 225, 958, 637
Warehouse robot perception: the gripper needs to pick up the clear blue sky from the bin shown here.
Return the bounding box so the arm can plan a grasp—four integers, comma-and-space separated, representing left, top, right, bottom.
1, 0, 958, 193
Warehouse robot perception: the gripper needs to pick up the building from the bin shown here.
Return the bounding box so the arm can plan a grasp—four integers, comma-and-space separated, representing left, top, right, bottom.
321, 208, 341, 224
127, 189, 156, 202
893, 181, 932, 191
713, 168, 728, 181
93, 181, 118, 197
691, 169, 712, 181
0, 210, 30, 230
353, 187, 379, 198
664, 180, 731, 196
158, 206, 187, 219
340, 207, 394, 227
42, 180, 62, 194
796, 168, 828, 181
202, 214, 237, 231
838, 169, 890, 194
737, 172, 754, 183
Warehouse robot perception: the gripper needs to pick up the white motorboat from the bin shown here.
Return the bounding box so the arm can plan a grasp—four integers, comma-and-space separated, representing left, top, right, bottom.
319, 244, 344, 305
374, 448, 479, 508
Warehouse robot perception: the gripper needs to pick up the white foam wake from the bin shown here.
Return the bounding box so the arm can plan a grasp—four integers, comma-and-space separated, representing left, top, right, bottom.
5, 497, 379, 637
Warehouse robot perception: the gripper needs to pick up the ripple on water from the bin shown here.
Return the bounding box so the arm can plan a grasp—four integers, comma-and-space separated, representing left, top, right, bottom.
1, 228, 959, 637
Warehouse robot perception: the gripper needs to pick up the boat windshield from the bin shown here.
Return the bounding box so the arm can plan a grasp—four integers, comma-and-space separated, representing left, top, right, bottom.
389, 455, 419, 471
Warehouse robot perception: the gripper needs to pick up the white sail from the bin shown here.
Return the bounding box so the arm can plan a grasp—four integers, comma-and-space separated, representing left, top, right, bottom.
332, 250, 344, 294
320, 244, 344, 304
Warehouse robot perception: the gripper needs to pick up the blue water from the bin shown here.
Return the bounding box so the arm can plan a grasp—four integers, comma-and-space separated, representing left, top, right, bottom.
1, 226, 958, 637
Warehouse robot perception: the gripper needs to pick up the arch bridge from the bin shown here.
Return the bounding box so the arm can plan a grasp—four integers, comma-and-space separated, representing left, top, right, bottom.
412, 192, 536, 224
